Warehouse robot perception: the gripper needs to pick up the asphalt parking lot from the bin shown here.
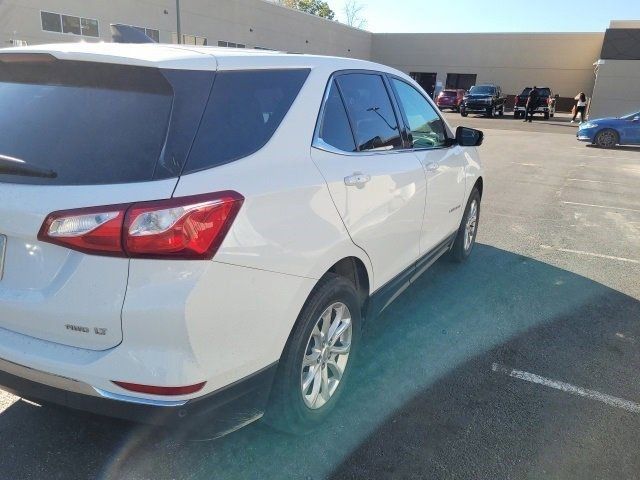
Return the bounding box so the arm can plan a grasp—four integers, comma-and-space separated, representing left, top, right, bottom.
1, 112, 639, 480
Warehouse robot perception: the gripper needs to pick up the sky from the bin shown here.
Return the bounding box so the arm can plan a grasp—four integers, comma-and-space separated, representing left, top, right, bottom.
325, 0, 640, 33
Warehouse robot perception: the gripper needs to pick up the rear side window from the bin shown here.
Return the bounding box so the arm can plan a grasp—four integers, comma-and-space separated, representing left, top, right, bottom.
0, 57, 173, 185
184, 69, 310, 173
335, 73, 402, 152
317, 81, 356, 152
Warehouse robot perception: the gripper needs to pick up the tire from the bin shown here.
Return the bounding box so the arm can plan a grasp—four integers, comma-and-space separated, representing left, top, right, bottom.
595, 129, 618, 149
264, 274, 361, 434
499, 106, 504, 116
487, 106, 494, 118
544, 112, 550, 120
449, 188, 481, 262
461, 110, 468, 117
514, 112, 521, 119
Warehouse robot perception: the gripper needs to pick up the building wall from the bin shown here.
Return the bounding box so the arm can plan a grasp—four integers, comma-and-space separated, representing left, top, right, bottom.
0, 0, 172, 45
2, 0, 628, 116
609, 20, 640, 29
589, 60, 640, 119
0, 0, 372, 59
177, 0, 371, 58
371, 32, 604, 98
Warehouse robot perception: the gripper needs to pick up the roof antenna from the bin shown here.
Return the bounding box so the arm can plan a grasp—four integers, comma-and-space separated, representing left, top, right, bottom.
110, 24, 156, 44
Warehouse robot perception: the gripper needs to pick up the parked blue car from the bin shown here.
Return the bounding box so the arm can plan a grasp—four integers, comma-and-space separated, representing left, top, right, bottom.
577, 111, 640, 148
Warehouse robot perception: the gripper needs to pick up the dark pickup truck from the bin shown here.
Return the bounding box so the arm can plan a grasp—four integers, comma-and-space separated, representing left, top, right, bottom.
460, 84, 506, 118
513, 87, 557, 119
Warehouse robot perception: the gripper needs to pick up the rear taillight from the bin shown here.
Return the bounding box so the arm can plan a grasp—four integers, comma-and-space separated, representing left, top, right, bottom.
39, 204, 129, 256
38, 191, 244, 259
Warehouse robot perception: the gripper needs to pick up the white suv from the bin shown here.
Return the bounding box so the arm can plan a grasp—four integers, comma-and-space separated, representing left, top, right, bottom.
0, 43, 483, 435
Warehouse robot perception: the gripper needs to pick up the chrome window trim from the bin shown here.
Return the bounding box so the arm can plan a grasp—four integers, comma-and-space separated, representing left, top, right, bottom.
312, 69, 406, 157
313, 137, 413, 157
312, 69, 457, 156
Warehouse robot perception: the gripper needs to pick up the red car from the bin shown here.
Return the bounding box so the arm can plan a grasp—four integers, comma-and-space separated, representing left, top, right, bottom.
436, 89, 465, 112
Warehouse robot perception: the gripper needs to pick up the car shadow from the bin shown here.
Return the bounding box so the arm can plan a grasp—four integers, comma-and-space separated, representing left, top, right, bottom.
586, 144, 640, 153
0, 244, 639, 479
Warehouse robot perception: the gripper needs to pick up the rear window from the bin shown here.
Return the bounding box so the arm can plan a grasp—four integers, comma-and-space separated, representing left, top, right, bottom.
522, 88, 551, 96
0, 57, 174, 185
183, 69, 310, 173
441, 90, 457, 96
468, 85, 496, 95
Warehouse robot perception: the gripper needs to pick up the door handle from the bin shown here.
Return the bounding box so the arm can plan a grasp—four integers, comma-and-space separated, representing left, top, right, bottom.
425, 162, 439, 172
344, 173, 371, 188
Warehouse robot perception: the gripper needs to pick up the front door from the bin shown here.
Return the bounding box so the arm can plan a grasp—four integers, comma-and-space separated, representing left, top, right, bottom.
389, 77, 467, 254
311, 72, 427, 290
622, 115, 640, 144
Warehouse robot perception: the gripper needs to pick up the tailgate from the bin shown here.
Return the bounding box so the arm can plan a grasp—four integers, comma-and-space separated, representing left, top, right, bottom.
0, 53, 207, 350
0, 181, 177, 350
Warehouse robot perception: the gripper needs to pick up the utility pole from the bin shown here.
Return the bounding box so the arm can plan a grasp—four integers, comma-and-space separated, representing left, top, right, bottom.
176, 0, 182, 44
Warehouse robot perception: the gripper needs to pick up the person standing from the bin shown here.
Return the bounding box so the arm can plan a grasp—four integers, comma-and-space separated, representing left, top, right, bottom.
571, 92, 588, 123
524, 86, 539, 123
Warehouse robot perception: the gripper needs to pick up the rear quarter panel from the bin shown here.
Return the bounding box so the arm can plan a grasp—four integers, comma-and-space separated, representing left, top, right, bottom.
125, 63, 377, 390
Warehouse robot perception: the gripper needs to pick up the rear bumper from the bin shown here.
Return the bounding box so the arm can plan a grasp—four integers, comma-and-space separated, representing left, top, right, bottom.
0, 358, 277, 430
462, 104, 492, 112
514, 106, 550, 112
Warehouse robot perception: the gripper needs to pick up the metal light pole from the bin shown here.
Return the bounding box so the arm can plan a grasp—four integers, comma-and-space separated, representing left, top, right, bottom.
176, 0, 182, 44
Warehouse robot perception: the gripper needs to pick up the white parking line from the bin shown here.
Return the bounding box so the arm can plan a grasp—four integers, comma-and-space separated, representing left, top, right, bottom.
511, 162, 540, 166
484, 212, 526, 219
575, 154, 639, 161
567, 178, 634, 187
562, 201, 640, 213
539, 245, 640, 264
492, 363, 640, 414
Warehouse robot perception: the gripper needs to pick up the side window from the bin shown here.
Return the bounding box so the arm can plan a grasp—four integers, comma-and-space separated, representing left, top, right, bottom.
184, 69, 310, 173
317, 80, 356, 152
391, 78, 447, 149
335, 73, 402, 152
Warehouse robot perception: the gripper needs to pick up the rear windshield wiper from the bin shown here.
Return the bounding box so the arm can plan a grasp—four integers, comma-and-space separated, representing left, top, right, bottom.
0, 154, 57, 179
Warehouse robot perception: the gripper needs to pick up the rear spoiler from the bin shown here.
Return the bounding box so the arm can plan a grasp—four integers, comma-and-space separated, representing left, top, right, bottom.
110, 24, 156, 44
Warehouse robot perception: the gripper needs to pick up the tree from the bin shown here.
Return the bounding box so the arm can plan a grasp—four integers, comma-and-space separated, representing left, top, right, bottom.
343, 0, 367, 29
275, 0, 336, 20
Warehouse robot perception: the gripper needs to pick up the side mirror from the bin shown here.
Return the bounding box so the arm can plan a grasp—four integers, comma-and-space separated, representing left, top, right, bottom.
456, 126, 483, 146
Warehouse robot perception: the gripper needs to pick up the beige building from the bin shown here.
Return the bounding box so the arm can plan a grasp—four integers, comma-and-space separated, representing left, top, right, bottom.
372, 32, 603, 107
588, 21, 640, 118
0, 1, 638, 116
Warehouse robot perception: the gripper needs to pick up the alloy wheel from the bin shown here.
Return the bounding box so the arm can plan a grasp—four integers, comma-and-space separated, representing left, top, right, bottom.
596, 130, 617, 148
300, 302, 353, 410
464, 199, 478, 251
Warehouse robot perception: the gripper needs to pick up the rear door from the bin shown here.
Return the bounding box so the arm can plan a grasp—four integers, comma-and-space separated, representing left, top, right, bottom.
621, 115, 640, 144
311, 72, 426, 289
0, 54, 211, 350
